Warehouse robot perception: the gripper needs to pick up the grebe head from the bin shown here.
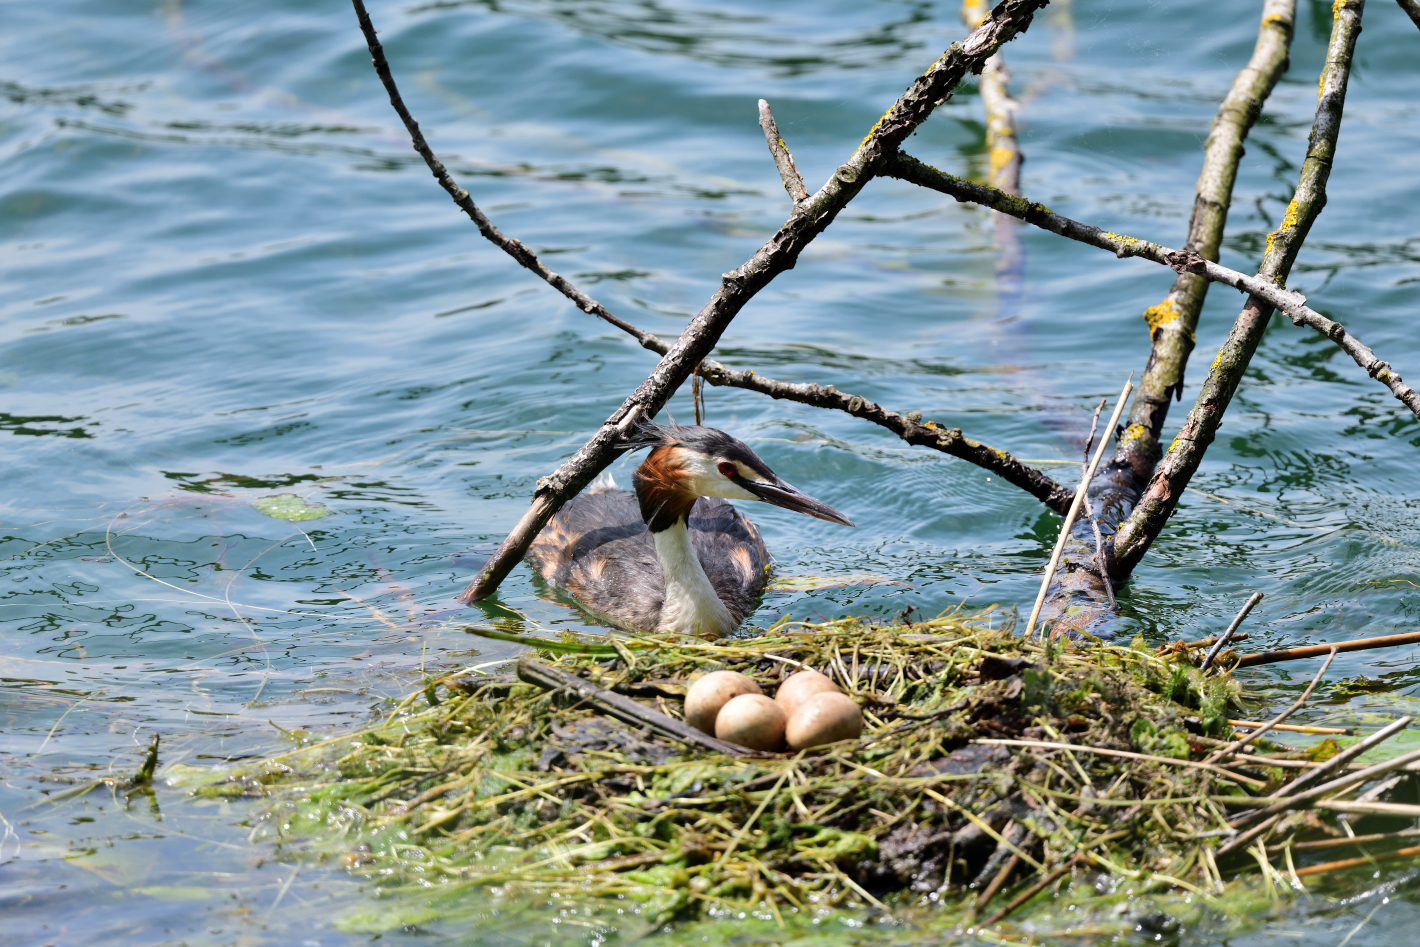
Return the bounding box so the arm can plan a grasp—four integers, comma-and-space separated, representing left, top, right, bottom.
629, 423, 854, 532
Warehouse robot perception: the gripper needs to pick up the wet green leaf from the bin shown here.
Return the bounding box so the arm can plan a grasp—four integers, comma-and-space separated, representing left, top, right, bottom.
253, 493, 331, 521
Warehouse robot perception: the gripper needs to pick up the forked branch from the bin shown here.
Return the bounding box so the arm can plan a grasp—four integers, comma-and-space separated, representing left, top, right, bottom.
1113, 0, 1368, 572
450, 0, 1052, 602
349, 0, 1067, 542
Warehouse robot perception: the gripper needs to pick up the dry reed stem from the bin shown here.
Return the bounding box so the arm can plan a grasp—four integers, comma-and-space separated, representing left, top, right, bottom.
1024, 377, 1132, 638
1206, 646, 1336, 764
1200, 592, 1263, 671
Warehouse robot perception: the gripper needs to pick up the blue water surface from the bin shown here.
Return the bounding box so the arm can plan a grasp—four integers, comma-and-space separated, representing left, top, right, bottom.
2, 0, 1419, 943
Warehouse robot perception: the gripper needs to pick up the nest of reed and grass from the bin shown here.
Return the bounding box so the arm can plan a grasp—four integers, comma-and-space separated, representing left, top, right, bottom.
194, 609, 1414, 943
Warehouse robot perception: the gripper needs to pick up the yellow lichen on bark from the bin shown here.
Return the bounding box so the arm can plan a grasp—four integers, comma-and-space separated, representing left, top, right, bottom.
1264, 199, 1300, 258
988, 145, 1016, 181
961, 0, 991, 28
858, 105, 896, 151
1142, 299, 1182, 336
1118, 423, 1151, 447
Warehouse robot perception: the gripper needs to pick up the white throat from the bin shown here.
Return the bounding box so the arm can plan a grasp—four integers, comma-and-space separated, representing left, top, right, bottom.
653, 519, 734, 637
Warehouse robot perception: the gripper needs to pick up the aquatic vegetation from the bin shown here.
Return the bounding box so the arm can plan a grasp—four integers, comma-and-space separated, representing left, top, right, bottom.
252, 492, 332, 521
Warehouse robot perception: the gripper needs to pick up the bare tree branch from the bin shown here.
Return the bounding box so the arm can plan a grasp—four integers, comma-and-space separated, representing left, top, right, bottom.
1112, 0, 1367, 573
351, 0, 1065, 526
884, 157, 1419, 426
1058, 0, 1297, 615
349, 0, 660, 354
602, 321, 1075, 512
447, 0, 1052, 603
758, 100, 809, 205
905, 2, 1296, 624
694, 359, 1076, 513
1398, 0, 1420, 30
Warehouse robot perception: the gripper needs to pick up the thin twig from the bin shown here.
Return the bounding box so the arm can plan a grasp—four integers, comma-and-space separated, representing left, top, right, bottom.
885, 154, 1420, 432
1217, 745, 1420, 858
981, 854, 1081, 927
1228, 716, 1413, 829
1229, 720, 1346, 735
1025, 377, 1132, 638
526, 310, 1072, 510
1080, 399, 1114, 608
1201, 591, 1263, 671
1270, 828, 1420, 855
1294, 843, 1420, 878
1206, 645, 1335, 765
975, 851, 1022, 912
349, 0, 658, 352
758, 100, 808, 204
1235, 630, 1420, 668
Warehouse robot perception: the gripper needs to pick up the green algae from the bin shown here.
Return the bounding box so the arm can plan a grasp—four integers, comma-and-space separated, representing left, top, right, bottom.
253, 492, 331, 521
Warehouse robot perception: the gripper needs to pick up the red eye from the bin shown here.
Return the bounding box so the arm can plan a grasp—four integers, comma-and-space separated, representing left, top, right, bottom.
717, 462, 737, 478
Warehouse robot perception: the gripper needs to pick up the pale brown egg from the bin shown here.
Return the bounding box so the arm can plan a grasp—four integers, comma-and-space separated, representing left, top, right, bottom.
683, 670, 762, 735
714, 694, 788, 751
785, 691, 863, 750
773, 669, 840, 718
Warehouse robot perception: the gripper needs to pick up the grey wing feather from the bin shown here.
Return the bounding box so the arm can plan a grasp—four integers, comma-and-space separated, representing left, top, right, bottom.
525, 489, 770, 632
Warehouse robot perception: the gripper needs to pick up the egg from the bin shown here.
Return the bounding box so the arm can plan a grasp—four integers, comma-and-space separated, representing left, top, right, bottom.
773, 669, 840, 718
714, 694, 788, 751
785, 691, 863, 750
684, 670, 762, 735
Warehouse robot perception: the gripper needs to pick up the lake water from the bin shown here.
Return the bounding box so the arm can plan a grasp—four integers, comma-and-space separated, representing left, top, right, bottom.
3, 0, 1419, 944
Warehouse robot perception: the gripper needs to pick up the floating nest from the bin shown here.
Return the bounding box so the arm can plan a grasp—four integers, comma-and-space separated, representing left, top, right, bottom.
196, 610, 1417, 943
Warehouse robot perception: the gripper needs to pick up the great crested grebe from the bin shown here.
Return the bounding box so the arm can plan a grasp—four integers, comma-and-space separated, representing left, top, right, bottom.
526, 424, 853, 637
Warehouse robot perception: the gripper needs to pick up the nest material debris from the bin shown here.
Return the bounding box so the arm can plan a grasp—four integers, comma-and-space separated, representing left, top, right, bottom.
198, 611, 1417, 941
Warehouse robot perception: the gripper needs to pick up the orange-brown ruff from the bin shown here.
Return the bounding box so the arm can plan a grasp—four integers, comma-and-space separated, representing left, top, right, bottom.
525, 425, 852, 636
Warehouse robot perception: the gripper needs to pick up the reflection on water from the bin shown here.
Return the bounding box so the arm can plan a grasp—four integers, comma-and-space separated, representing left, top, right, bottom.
2, 0, 1419, 943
